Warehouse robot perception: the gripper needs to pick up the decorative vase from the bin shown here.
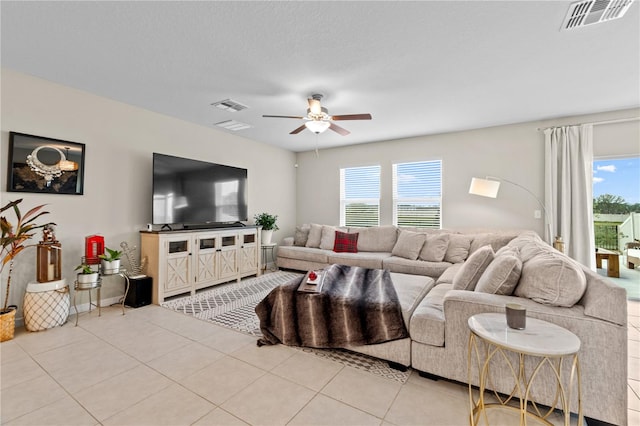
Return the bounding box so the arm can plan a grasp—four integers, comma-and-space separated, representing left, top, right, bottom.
101, 259, 121, 274
0, 305, 17, 342
261, 229, 273, 245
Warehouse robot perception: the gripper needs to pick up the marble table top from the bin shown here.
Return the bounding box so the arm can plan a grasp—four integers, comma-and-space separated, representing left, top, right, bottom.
468, 313, 581, 356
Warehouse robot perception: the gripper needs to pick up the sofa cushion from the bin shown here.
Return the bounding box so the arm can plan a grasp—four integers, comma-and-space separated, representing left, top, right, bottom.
349, 225, 398, 252
419, 233, 450, 262
327, 252, 389, 270
389, 272, 436, 325
305, 223, 323, 248
293, 224, 311, 247
383, 256, 452, 278
333, 230, 358, 253
409, 283, 452, 347
475, 248, 522, 295
444, 234, 472, 263
391, 230, 426, 260
277, 245, 329, 263
452, 245, 494, 291
514, 251, 587, 307
436, 263, 463, 285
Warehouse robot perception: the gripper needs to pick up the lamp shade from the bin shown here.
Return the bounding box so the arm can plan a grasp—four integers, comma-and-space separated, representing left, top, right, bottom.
469, 177, 501, 198
305, 120, 330, 134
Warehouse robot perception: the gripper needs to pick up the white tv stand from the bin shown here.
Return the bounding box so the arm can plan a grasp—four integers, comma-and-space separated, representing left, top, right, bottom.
140, 226, 261, 304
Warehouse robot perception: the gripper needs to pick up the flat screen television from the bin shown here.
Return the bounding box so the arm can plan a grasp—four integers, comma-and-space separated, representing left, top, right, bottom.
152, 153, 248, 227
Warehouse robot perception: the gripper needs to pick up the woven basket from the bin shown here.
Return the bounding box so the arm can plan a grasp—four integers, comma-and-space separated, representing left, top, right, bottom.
0, 306, 17, 342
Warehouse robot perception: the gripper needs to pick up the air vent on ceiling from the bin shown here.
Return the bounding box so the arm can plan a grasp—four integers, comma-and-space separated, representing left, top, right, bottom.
215, 120, 253, 131
561, 0, 634, 30
211, 99, 248, 112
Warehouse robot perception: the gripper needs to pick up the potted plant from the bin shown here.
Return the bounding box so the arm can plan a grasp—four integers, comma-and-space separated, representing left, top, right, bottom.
99, 247, 123, 274
254, 212, 279, 244
74, 263, 99, 288
1, 199, 53, 342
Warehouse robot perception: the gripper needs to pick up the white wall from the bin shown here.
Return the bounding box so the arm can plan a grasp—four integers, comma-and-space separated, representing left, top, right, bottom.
1, 69, 296, 315
295, 108, 639, 235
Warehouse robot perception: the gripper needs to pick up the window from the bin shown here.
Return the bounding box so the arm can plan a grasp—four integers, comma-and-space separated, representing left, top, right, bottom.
393, 160, 442, 228
340, 165, 380, 227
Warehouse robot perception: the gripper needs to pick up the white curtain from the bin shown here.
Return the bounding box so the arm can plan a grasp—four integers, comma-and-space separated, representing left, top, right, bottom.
544, 124, 595, 268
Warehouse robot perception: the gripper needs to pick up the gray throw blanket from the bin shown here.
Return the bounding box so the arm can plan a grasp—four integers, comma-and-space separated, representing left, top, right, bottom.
255, 264, 408, 348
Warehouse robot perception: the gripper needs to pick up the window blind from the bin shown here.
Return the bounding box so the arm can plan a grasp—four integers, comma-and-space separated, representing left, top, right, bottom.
393, 160, 442, 228
340, 165, 380, 227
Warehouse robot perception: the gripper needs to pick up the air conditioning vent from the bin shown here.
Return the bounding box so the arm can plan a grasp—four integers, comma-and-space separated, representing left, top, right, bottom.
561, 0, 634, 30
211, 99, 248, 112
215, 120, 252, 131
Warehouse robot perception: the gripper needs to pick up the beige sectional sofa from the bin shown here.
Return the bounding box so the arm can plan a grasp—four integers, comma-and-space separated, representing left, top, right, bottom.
276, 224, 628, 425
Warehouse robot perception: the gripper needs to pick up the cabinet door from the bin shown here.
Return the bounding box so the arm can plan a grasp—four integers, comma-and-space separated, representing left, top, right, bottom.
194, 234, 218, 289
238, 231, 258, 274
164, 237, 192, 295
218, 234, 238, 280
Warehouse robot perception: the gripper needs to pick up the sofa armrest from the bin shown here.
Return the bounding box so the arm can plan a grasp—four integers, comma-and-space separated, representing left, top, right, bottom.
282, 237, 294, 246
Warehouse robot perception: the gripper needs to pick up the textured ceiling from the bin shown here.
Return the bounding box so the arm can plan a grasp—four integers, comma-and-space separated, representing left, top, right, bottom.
1, 1, 639, 152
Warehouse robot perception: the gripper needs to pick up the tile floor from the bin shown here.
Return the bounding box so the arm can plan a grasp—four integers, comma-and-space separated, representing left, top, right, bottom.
1, 299, 638, 426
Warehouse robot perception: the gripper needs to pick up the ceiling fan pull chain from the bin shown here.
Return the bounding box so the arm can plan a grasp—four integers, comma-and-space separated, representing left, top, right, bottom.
315, 133, 320, 158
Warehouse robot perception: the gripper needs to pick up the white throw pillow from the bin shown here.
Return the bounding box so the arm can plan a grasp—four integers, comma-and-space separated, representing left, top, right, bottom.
452, 245, 494, 291
419, 233, 450, 262
305, 223, 323, 248
444, 234, 472, 263
319, 225, 346, 250
515, 252, 586, 307
475, 249, 522, 295
391, 230, 426, 260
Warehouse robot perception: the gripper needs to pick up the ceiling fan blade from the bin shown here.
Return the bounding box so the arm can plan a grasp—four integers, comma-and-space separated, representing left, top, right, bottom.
290, 124, 307, 134
263, 114, 305, 119
329, 122, 350, 136
308, 98, 322, 115
330, 113, 372, 121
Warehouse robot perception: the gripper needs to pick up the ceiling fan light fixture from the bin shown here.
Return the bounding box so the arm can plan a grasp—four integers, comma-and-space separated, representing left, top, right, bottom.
305, 121, 330, 134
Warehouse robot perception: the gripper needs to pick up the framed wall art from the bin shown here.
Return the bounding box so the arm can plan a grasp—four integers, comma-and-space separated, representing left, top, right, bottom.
7, 132, 85, 195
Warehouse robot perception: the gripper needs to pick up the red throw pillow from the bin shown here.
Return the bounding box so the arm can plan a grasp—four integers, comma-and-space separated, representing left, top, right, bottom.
333, 230, 358, 253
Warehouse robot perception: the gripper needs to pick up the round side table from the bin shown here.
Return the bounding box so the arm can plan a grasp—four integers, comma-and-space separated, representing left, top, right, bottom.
467, 313, 582, 426
261, 243, 278, 272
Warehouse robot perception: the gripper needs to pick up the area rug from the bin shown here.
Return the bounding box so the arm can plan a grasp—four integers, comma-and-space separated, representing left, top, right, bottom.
162, 271, 410, 383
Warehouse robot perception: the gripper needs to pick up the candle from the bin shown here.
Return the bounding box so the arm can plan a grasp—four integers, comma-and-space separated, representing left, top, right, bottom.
48, 264, 54, 281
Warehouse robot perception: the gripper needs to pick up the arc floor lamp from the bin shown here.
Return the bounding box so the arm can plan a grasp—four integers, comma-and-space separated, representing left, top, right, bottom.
468, 176, 553, 244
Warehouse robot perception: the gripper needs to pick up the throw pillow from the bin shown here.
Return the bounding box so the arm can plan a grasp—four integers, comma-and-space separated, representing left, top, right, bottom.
514, 252, 587, 307
319, 225, 346, 250
452, 245, 494, 291
444, 234, 472, 263
293, 224, 311, 247
419, 233, 450, 262
475, 249, 523, 295
333, 231, 359, 253
305, 223, 323, 248
469, 233, 518, 254
391, 230, 426, 260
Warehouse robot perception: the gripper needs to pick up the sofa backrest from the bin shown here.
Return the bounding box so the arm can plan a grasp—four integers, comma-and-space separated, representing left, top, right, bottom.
507, 231, 627, 326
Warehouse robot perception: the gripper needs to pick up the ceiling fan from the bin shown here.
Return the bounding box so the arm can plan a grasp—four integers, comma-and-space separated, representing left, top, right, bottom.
263, 94, 372, 136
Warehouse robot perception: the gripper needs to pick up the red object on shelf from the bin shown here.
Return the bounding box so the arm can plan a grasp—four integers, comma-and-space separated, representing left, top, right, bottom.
85, 235, 104, 264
